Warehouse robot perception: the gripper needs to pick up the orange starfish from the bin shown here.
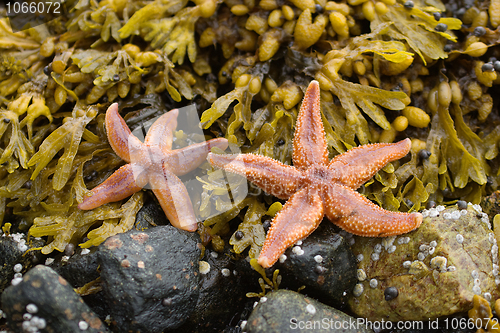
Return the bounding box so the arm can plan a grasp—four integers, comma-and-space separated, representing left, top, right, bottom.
208, 80, 422, 268
79, 103, 228, 232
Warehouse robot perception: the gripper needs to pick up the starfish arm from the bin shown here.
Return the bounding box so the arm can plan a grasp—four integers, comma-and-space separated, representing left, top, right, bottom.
105, 103, 144, 163
164, 138, 229, 176
144, 109, 178, 150
323, 183, 422, 237
258, 187, 324, 268
293, 80, 329, 170
78, 164, 145, 210
327, 138, 412, 189
208, 153, 304, 199
149, 165, 198, 232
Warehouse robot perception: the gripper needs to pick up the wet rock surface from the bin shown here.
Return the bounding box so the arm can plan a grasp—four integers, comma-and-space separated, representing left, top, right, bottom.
50, 247, 109, 318
97, 225, 201, 332
1, 265, 108, 333
275, 224, 357, 306
246, 289, 374, 333
51, 247, 100, 288
0, 234, 44, 294
482, 190, 500, 220
349, 203, 500, 321
172, 247, 247, 332
1, 202, 498, 333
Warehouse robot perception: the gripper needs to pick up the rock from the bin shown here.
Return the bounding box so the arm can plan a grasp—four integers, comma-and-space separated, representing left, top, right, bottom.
50, 247, 109, 318
52, 247, 100, 288
97, 225, 201, 332
482, 190, 500, 220
134, 192, 169, 230
0, 233, 44, 293
1, 265, 108, 332
275, 223, 357, 306
349, 203, 500, 321
172, 247, 247, 332
246, 289, 374, 333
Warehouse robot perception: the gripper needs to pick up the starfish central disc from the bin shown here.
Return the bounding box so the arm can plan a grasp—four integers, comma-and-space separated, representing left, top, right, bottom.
208, 80, 422, 268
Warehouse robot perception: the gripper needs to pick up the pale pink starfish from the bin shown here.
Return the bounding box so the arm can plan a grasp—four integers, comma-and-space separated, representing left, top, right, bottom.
208, 80, 422, 268
79, 103, 228, 231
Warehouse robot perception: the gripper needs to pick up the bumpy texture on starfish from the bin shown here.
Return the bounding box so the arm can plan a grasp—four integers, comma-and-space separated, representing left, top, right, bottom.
208, 80, 422, 268
79, 103, 228, 231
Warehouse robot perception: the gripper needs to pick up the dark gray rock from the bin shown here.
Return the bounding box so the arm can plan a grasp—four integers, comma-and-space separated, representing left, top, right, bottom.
275, 224, 357, 306
52, 247, 100, 288
97, 225, 201, 332
1, 265, 108, 332
134, 192, 169, 230
246, 290, 373, 333
50, 247, 109, 318
173, 248, 247, 332
0, 234, 44, 293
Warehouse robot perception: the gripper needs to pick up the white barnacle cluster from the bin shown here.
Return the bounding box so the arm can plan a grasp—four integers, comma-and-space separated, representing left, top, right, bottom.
406, 239, 455, 277
488, 230, 500, 286
417, 241, 437, 261
21, 303, 46, 333
3, 232, 29, 252
397, 236, 411, 245
369, 236, 399, 262
353, 236, 407, 297
11, 263, 23, 286
291, 240, 305, 256
471, 270, 482, 295
279, 254, 287, 263
442, 210, 462, 220
421, 205, 445, 219
292, 246, 304, 256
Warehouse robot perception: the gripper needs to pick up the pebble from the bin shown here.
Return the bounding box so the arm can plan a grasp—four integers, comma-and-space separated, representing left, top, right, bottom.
384, 287, 398, 301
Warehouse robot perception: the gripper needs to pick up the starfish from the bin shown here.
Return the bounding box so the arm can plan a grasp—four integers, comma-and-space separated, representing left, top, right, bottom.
208, 80, 422, 268
78, 103, 228, 232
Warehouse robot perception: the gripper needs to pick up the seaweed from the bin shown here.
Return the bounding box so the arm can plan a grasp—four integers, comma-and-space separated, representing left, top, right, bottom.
28, 103, 97, 190
30, 192, 143, 254
368, 0, 461, 62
